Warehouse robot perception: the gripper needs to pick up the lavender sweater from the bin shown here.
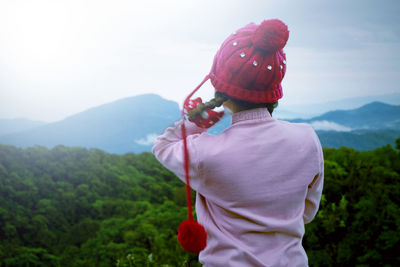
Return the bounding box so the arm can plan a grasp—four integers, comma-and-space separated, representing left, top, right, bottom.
152, 108, 324, 267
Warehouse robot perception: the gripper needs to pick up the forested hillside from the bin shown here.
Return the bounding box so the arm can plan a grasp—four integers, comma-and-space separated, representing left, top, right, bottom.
0, 141, 399, 266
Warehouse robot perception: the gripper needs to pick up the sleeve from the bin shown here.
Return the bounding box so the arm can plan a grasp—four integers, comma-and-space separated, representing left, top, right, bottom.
303, 131, 324, 224
152, 119, 208, 191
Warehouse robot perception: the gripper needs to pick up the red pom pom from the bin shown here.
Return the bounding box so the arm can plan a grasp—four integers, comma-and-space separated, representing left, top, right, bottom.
251, 19, 289, 52
177, 220, 207, 254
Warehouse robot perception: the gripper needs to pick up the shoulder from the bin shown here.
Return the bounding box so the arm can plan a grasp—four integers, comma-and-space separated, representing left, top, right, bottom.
276, 119, 316, 137
275, 119, 322, 151
276, 119, 313, 130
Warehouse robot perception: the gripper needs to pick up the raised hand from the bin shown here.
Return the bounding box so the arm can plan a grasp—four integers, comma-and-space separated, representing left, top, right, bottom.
184, 97, 224, 128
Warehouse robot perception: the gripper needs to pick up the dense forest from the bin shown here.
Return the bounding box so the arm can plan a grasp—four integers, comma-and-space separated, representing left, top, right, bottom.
0, 140, 399, 266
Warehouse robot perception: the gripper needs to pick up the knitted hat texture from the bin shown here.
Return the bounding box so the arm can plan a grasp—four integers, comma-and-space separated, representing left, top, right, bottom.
209, 19, 289, 103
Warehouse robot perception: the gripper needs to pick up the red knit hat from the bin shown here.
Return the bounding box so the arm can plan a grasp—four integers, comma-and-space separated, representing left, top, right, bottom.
183, 19, 289, 106
209, 19, 289, 103
210, 19, 289, 103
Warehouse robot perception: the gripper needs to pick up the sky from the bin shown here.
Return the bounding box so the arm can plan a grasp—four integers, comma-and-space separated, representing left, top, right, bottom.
0, 0, 399, 122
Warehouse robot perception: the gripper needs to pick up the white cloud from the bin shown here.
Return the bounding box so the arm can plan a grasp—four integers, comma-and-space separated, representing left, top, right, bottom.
310, 120, 352, 132
135, 133, 158, 146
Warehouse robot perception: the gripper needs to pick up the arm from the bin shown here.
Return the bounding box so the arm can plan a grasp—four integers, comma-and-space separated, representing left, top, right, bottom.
303, 132, 324, 224
152, 119, 208, 190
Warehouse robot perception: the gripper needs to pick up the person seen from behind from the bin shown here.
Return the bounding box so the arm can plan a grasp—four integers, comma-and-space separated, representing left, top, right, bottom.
152, 19, 324, 267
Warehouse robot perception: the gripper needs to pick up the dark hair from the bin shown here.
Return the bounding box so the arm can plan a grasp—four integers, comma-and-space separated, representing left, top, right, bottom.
228, 96, 278, 115
187, 91, 278, 120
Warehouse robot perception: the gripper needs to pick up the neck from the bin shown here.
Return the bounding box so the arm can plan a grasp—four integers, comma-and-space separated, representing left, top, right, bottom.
223, 99, 265, 113
231, 107, 273, 124
224, 99, 273, 115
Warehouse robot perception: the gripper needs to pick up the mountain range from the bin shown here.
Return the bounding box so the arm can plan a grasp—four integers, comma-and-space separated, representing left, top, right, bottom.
0, 94, 399, 153
0, 118, 46, 137
0, 94, 180, 154
287, 101, 400, 150
274, 92, 400, 119
290, 101, 400, 131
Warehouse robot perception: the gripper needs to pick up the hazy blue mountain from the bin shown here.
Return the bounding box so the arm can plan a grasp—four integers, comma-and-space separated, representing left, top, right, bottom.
0, 118, 46, 136
276, 92, 400, 119
289, 102, 400, 150
290, 102, 400, 131
0, 94, 180, 154
1, 95, 399, 153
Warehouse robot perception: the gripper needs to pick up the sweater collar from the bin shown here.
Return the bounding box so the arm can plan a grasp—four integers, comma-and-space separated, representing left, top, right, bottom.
231, 108, 273, 124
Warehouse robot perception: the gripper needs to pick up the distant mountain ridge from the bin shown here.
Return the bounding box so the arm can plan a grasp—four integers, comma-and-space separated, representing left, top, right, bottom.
275, 92, 400, 119
290, 101, 400, 131
0, 95, 399, 153
0, 94, 180, 154
0, 118, 46, 136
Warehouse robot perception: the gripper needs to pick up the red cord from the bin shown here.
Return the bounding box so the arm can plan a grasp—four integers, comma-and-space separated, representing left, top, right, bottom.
181, 123, 193, 221
177, 75, 210, 253
180, 74, 210, 221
